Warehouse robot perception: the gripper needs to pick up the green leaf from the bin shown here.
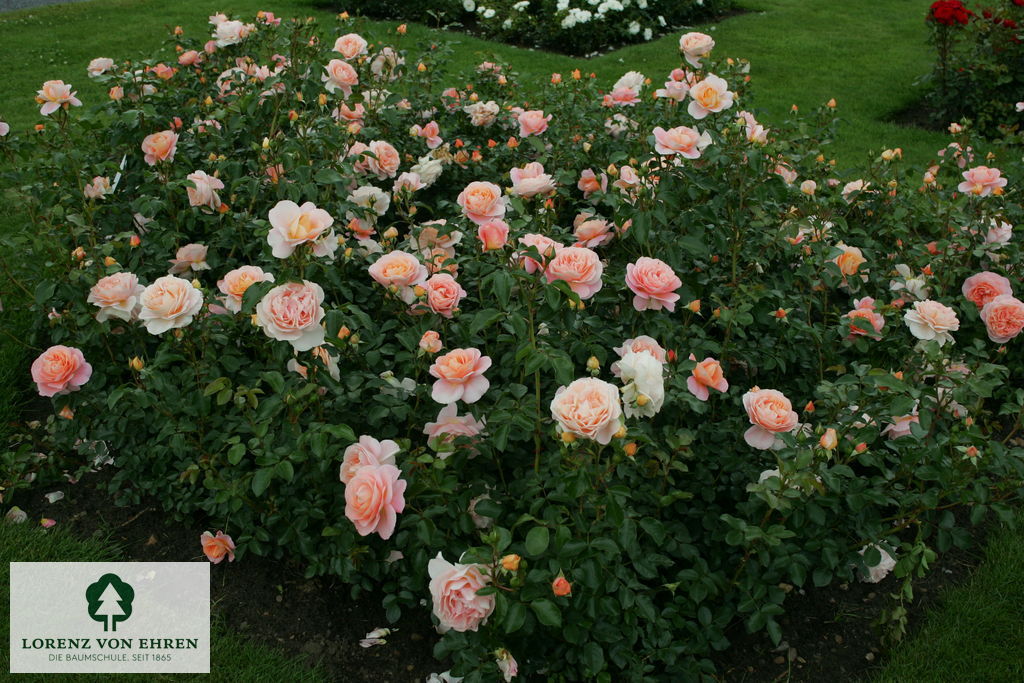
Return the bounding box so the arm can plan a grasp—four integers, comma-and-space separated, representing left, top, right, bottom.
227, 443, 246, 465
531, 599, 561, 628
261, 371, 285, 394
251, 468, 274, 496
582, 642, 605, 675
314, 168, 345, 184
504, 602, 527, 634
274, 460, 295, 482
525, 526, 550, 556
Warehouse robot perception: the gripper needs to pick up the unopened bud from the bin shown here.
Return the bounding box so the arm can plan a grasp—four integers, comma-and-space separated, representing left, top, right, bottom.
129, 356, 144, 371
103, 256, 118, 266
586, 356, 600, 371
500, 554, 521, 572
262, 137, 270, 149
623, 442, 638, 457
613, 425, 627, 439
561, 431, 576, 444
819, 428, 838, 451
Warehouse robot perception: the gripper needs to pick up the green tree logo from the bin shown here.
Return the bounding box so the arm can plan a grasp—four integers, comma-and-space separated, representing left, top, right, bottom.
86, 573, 135, 632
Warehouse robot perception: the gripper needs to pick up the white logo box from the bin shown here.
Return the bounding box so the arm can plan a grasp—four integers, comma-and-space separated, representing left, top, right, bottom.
9, 562, 209, 674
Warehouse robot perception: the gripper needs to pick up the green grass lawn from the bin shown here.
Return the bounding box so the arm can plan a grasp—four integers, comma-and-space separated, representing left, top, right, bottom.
0, 523, 326, 681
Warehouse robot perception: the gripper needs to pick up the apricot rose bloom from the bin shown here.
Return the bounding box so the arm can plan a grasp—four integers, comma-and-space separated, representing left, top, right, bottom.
687, 75, 734, 120
687, 355, 728, 401
36, 80, 82, 116
847, 297, 885, 339
267, 200, 336, 259
477, 220, 509, 251
550, 377, 623, 445
200, 530, 236, 564
980, 295, 1024, 343
368, 250, 429, 303
333, 33, 368, 59
344, 462, 406, 540
141, 130, 179, 165
742, 388, 799, 449
613, 336, 667, 364
517, 109, 551, 137
545, 246, 604, 300
428, 552, 495, 633
573, 214, 614, 248
217, 266, 274, 313
322, 59, 358, 97
652, 125, 712, 159
366, 140, 401, 179
903, 300, 959, 347
419, 330, 443, 354
679, 31, 715, 68
424, 273, 468, 318
962, 271, 1012, 309
168, 243, 210, 274
254, 280, 327, 351
339, 435, 399, 484
31, 345, 93, 397
833, 244, 866, 276
625, 257, 682, 312
429, 348, 492, 404
423, 404, 486, 453
186, 170, 224, 210
87, 58, 115, 77
88, 272, 145, 322
457, 181, 507, 225
958, 166, 1007, 197
139, 275, 205, 334
510, 162, 556, 198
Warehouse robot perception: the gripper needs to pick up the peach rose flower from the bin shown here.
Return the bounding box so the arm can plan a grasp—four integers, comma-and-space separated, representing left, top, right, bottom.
577, 169, 608, 197
517, 109, 551, 137
428, 552, 495, 633
429, 348, 491, 404
83, 176, 112, 200
903, 300, 959, 346
477, 220, 509, 251
962, 271, 1012, 309
980, 295, 1024, 343
545, 246, 604, 300
87, 57, 114, 77
141, 130, 179, 165
847, 297, 885, 339
687, 355, 728, 401
652, 125, 712, 159
424, 273, 467, 318
882, 414, 919, 439
178, 50, 202, 66
366, 140, 401, 179
139, 275, 204, 334
186, 170, 224, 210
679, 31, 715, 68
255, 281, 327, 351
214, 20, 252, 47
573, 214, 614, 248
31, 345, 92, 397
200, 530, 236, 563
613, 336, 667, 364
419, 330, 443, 354
463, 100, 500, 126
833, 244, 866, 276
368, 250, 429, 303
423, 403, 486, 454
88, 272, 145, 322
687, 75, 734, 120
36, 80, 82, 116
168, 243, 210, 274
550, 377, 622, 445
958, 166, 1007, 197
411, 121, 443, 149
510, 162, 556, 198
742, 388, 799, 449
457, 181, 507, 225
322, 58, 358, 97
334, 33, 368, 59
625, 257, 682, 312
517, 234, 564, 274
340, 435, 400, 484
345, 463, 406, 540
217, 266, 274, 313
267, 200, 336, 259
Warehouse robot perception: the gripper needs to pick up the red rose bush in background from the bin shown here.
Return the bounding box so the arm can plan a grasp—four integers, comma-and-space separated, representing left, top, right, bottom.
2, 11, 1024, 680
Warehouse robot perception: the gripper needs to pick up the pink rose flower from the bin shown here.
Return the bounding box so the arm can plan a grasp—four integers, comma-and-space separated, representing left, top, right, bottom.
322, 59, 358, 97
345, 463, 406, 540
962, 271, 1013, 309
141, 130, 179, 165
217, 266, 274, 313
573, 214, 614, 248
31, 345, 92, 397
517, 234, 563, 274
577, 169, 608, 197
510, 162, 556, 198
201, 530, 236, 563
214, 20, 252, 47
737, 111, 768, 144
882, 414, 919, 439
83, 176, 112, 200
847, 299, 885, 339
419, 330, 442, 353
411, 121, 443, 149
430, 348, 491, 404
742, 388, 799, 449
186, 170, 224, 210
477, 220, 510, 251
36, 80, 82, 116
340, 435, 400, 484
517, 109, 551, 137
687, 355, 728, 401
958, 166, 1007, 197
550, 377, 622, 444
178, 50, 202, 66
424, 273, 467, 318
428, 552, 495, 633
369, 250, 429, 304
980, 294, 1024, 343
87, 58, 114, 77
254, 281, 327, 351
613, 336, 667, 364
625, 257, 682, 311
545, 246, 604, 300
457, 181, 507, 225
168, 243, 211, 274
0, 121, 8, 136
334, 33, 368, 59
139, 275, 205, 334
904, 300, 959, 346
423, 403, 486, 454
652, 125, 712, 158
687, 75, 734, 119
366, 140, 401, 179
602, 86, 640, 107
679, 31, 714, 68
267, 200, 336, 259
88, 272, 145, 322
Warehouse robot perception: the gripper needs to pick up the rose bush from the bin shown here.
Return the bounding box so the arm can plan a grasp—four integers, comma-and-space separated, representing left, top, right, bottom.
2, 10, 1024, 680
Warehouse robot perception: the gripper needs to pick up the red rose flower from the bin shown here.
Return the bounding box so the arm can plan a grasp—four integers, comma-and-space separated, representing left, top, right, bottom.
929, 0, 972, 25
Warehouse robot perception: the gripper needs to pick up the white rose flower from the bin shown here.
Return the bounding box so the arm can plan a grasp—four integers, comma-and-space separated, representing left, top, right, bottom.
617, 351, 664, 419
411, 154, 445, 186
857, 545, 896, 583
614, 71, 646, 92
347, 185, 391, 216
